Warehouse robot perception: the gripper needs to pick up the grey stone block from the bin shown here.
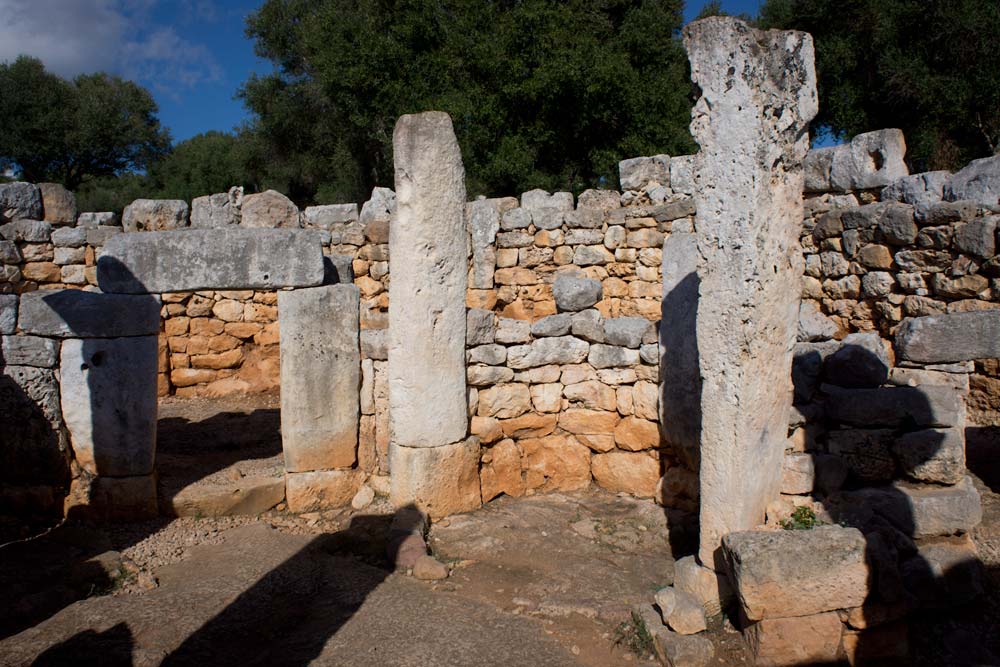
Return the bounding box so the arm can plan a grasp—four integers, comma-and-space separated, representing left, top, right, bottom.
97, 228, 325, 293
466, 308, 496, 345
882, 170, 950, 207
303, 203, 358, 228
823, 332, 891, 388
361, 329, 387, 360
506, 336, 589, 369
323, 254, 354, 285
279, 285, 360, 472
60, 336, 158, 476
85, 226, 122, 247
588, 343, 639, 369
830, 129, 909, 191
530, 313, 572, 337
123, 199, 189, 231
50, 227, 87, 248
845, 476, 982, 538
945, 154, 1000, 207
0, 219, 51, 242
896, 310, 1000, 363
603, 317, 651, 349
1, 335, 58, 367
0, 182, 43, 222
468, 344, 506, 366
77, 212, 118, 228
825, 384, 962, 428
893, 427, 966, 485
18, 290, 160, 338
570, 308, 605, 343
953, 217, 997, 258
619, 155, 670, 190
552, 274, 602, 312
0, 294, 16, 335
723, 526, 869, 620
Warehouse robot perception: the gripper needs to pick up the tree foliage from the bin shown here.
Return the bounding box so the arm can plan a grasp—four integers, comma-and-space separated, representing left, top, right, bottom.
151, 131, 251, 202
0, 56, 171, 189
242, 0, 696, 203
759, 0, 1000, 170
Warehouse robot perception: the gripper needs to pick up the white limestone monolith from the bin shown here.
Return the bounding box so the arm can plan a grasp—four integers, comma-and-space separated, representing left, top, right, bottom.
279, 284, 360, 472
683, 17, 818, 568
388, 112, 468, 449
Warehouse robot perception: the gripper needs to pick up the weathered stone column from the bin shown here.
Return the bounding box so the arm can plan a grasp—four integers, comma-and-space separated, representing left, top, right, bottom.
279, 285, 361, 507
684, 17, 818, 568
388, 111, 481, 517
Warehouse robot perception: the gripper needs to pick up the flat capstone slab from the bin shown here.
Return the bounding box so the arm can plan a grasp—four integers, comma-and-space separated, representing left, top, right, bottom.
895, 310, 1000, 364
18, 290, 160, 338
96, 228, 325, 293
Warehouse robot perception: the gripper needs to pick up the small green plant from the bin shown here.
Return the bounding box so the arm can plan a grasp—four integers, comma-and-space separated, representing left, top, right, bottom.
780, 506, 819, 530
613, 610, 655, 658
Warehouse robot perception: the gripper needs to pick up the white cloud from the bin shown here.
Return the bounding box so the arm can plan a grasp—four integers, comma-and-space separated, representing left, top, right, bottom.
0, 0, 221, 89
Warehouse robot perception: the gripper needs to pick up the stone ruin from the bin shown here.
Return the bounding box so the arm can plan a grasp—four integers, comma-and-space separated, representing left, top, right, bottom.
2, 15, 999, 666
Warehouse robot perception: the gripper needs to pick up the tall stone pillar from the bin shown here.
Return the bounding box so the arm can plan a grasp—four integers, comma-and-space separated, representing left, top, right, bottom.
388, 111, 481, 518
683, 17, 818, 568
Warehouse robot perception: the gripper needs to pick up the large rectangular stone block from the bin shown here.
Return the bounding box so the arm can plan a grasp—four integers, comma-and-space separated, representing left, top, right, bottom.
0, 294, 17, 334
895, 310, 1000, 364
388, 111, 468, 448
96, 228, 325, 293
279, 285, 360, 472
683, 17, 817, 568
60, 336, 158, 476
389, 439, 482, 518
825, 385, 962, 428
18, 290, 160, 338
723, 525, 869, 621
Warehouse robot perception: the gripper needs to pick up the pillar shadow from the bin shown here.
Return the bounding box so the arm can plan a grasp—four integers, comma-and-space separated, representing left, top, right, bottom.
659, 266, 702, 561
28, 507, 423, 667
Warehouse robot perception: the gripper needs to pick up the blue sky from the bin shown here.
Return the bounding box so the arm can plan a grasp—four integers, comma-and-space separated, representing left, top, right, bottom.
2, 0, 765, 145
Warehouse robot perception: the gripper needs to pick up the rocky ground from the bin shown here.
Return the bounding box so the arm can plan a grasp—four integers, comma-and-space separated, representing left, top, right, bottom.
1, 399, 998, 665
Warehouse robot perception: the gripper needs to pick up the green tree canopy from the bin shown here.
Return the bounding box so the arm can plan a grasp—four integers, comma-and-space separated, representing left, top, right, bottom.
0, 56, 170, 189
759, 0, 1000, 171
242, 0, 697, 203
151, 131, 251, 202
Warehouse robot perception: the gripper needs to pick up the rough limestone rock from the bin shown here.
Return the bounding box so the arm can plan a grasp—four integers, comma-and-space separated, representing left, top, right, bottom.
279, 285, 360, 472
507, 336, 590, 369
684, 17, 817, 568
285, 469, 365, 512
653, 627, 715, 667
389, 111, 468, 448
654, 587, 708, 635
389, 438, 482, 518
895, 310, 1000, 364
830, 129, 909, 191
619, 155, 670, 190
467, 198, 503, 289
723, 526, 869, 620
0, 294, 17, 335
745, 612, 844, 667
893, 427, 966, 485
38, 183, 77, 224
97, 228, 324, 293
660, 232, 701, 470
673, 555, 735, 617
882, 171, 950, 207
797, 301, 838, 342
59, 336, 159, 476
303, 203, 358, 228
77, 212, 118, 228
843, 476, 982, 538
823, 332, 891, 388
552, 274, 602, 312
17, 290, 160, 338
603, 317, 651, 349
945, 154, 1000, 207
1, 335, 58, 367
360, 187, 396, 226
670, 155, 696, 195
0, 182, 42, 221
240, 189, 300, 228
824, 384, 963, 429
191, 189, 242, 227
123, 199, 189, 231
